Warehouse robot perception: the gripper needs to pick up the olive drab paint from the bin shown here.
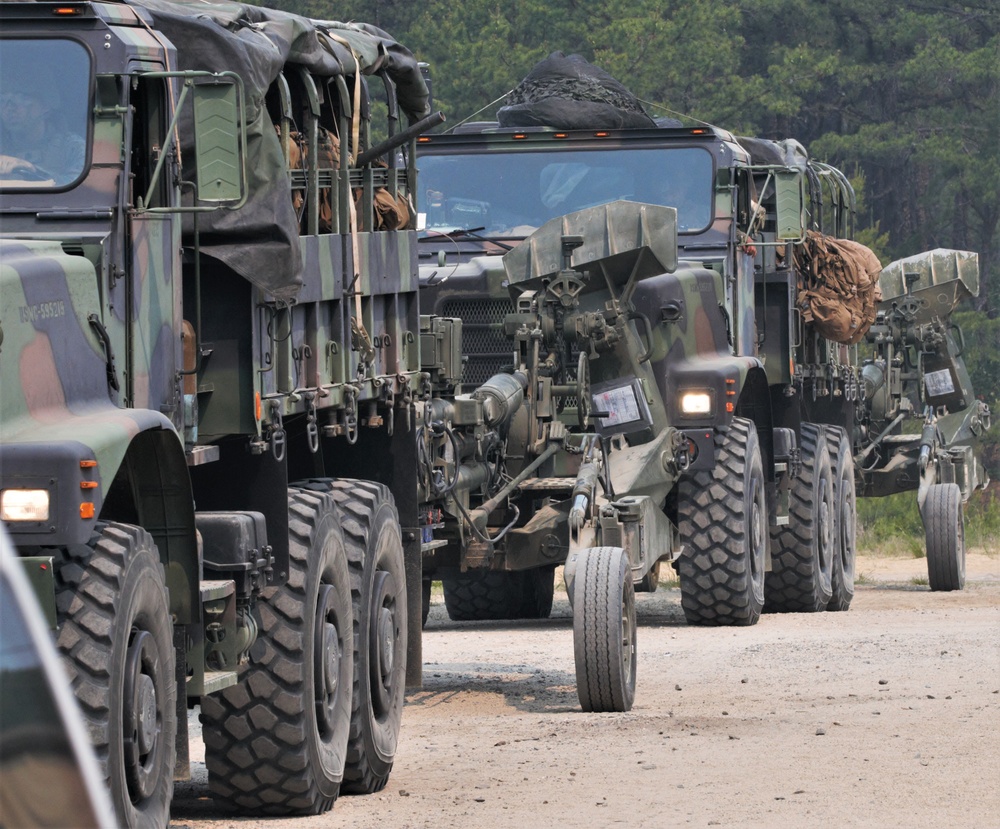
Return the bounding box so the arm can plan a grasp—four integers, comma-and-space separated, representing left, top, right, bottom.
1, 0, 435, 823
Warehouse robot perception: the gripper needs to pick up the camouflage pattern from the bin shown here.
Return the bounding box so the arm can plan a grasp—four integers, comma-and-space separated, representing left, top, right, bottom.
413, 118, 989, 596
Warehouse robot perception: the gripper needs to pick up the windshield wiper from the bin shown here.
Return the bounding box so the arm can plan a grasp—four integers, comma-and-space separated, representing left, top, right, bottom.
419, 226, 514, 251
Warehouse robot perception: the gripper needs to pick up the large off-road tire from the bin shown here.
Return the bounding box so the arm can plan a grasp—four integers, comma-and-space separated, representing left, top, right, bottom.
923, 482, 966, 591
676, 417, 767, 626
318, 480, 407, 795
442, 567, 555, 621
53, 522, 176, 829
635, 560, 661, 593
825, 426, 857, 611
202, 489, 353, 815
422, 578, 432, 628
571, 546, 636, 713
765, 423, 835, 612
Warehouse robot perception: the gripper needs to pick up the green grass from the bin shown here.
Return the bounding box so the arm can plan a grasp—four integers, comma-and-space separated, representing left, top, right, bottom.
857, 485, 1000, 556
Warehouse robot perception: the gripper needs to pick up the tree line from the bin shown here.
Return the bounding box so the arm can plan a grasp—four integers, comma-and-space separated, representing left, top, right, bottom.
277, 0, 998, 315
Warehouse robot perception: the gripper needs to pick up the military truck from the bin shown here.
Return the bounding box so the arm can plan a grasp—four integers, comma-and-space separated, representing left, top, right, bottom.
0, 1, 443, 824
411, 63, 989, 711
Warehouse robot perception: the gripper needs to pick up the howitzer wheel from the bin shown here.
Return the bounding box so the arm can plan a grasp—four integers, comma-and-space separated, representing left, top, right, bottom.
825, 426, 857, 611
53, 522, 176, 829
442, 567, 555, 621
571, 546, 636, 713
923, 483, 966, 591
303, 479, 407, 794
202, 489, 353, 815
676, 417, 766, 626
765, 423, 835, 612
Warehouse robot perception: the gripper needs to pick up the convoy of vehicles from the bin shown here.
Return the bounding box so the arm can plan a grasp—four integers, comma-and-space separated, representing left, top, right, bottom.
0, 5, 989, 826
414, 90, 990, 706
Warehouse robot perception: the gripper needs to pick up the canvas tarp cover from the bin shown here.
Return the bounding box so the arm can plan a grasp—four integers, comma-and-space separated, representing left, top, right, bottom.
497, 52, 655, 130
736, 136, 809, 172
128, 0, 430, 299
794, 231, 883, 345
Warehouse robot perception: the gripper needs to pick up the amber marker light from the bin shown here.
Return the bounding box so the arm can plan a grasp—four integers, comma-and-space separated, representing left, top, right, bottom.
53, 6, 83, 13
255, 391, 262, 421
594, 131, 610, 138
80, 503, 95, 519
418, 136, 431, 143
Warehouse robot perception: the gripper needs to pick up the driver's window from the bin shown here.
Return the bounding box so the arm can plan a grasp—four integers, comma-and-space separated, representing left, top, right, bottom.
0, 38, 90, 188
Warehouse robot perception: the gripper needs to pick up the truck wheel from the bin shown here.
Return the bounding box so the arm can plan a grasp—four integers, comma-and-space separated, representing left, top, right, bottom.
765, 423, 835, 612
442, 568, 554, 621
571, 546, 636, 713
53, 522, 176, 829
323, 480, 407, 794
636, 561, 661, 593
528, 566, 556, 618
825, 426, 856, 611
923, 483, 965, 591
202, 489, 352, 815
676, 417, 766, 626
422, 578, 432, 628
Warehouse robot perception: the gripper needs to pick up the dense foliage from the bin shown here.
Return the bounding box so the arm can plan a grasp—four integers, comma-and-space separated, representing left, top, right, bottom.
279, 0, 999, 311
277, 0, 998, 546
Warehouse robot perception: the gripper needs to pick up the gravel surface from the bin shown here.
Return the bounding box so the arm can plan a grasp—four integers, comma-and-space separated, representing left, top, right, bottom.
171, 553, 1000, 829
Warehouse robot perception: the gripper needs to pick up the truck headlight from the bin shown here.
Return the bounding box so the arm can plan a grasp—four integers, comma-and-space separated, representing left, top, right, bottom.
679, 391, 713, 416
1, 489, 51, 522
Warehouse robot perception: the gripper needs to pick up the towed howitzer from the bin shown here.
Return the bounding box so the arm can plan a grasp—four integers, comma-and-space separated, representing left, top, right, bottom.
856, 249, 990, 588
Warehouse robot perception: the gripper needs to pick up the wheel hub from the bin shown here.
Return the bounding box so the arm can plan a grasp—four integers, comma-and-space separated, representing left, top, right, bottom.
135, 673, 158, 754
377, 606, 394, 678
314, 584, 343, 734
123, 628, 161, 801
369, 571, 398, 718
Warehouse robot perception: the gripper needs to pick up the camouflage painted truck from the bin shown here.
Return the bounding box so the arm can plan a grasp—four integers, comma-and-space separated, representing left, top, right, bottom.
0, 0, 443, 824
410, 61, 989, 711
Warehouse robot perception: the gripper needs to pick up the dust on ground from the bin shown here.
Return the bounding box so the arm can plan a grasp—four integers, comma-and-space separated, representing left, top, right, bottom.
171, 552, 1000, 829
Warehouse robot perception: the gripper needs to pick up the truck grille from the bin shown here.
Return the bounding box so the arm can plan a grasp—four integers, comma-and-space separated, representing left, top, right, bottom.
441, 298, 514, 387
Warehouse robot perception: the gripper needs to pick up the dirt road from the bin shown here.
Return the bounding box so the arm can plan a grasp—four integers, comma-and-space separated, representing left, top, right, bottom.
171, 553, 1000, 829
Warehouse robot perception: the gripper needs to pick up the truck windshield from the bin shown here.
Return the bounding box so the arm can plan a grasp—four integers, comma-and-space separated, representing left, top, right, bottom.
418, 145, 713, 237
0, 39, 90, 189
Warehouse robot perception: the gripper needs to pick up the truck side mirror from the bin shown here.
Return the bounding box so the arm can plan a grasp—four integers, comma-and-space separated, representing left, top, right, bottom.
774, 170, 805, 241
192, 79, 245, 204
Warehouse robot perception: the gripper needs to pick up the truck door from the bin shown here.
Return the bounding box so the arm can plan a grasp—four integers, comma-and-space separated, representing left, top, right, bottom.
123, 69, 183, 426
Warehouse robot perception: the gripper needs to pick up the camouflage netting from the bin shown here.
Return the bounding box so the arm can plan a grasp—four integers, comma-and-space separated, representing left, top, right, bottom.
794, 231, 883, 345
497, 52, 656, 130
128, 0, 430, 300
